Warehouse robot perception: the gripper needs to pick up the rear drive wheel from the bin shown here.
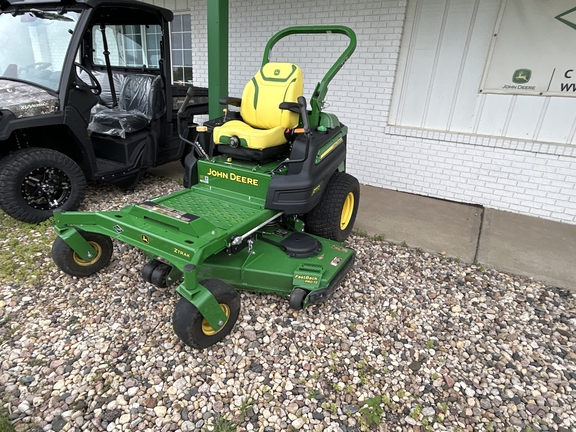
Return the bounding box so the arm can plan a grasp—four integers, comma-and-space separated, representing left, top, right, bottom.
173, 279, 240, 349
306, 171, 360, 242
0, 148, 86, 223
52, 232, 113, 277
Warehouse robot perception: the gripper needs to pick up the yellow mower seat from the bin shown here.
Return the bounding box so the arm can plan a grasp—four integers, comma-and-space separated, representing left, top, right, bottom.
214, 62, 303, 150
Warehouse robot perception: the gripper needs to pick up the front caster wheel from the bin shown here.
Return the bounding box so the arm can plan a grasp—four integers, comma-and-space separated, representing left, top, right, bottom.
52, 232, 113, 277
172, 279, 240, 349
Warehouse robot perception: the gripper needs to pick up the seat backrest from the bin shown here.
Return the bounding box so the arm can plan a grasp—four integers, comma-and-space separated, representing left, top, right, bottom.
119, 74, 165, 119
87, 70, 126, 108
241, 62, 303, 130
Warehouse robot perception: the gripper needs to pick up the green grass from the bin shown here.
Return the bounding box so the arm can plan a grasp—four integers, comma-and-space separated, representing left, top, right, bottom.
0, 415, 16, 432
439, 401, 448, 413
0, 211, 57, 286
410, 404, 422, 419
352, 228, 386, 242
237, 397, 254, 419
360, 395, 384, 427
203, 417, 237, 432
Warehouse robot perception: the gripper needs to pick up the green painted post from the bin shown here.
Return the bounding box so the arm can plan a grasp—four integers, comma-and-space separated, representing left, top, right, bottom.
207, 0, 228, 120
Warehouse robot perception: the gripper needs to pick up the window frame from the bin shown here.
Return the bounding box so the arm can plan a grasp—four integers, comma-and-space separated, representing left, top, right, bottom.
170, 13, 193, 84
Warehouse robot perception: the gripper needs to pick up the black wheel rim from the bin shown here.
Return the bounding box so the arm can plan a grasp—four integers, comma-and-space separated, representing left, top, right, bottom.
21, 166, 72, 210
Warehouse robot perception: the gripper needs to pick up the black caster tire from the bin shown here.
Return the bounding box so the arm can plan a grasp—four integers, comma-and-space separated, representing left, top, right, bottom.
150, 263, 172, 288
289, 288, 308, 310
0, 148, 86, 223
52, 232, 113, 277
172, 279, 240, 349
142, 259, 163, 283
306, 171, 360, 242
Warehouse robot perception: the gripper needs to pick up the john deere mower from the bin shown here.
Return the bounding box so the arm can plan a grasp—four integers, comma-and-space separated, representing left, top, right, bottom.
51, 26, 359, 349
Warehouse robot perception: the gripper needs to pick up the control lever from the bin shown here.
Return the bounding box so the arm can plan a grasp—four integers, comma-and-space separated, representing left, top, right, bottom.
270, 96, 311, 174
298, 96, 311, 135
177, 86, 208, 159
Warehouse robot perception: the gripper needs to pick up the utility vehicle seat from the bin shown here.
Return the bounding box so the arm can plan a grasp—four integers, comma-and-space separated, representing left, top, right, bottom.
213, 62, 303, 151
88, 74, 165, 139
88, 70, 127, 108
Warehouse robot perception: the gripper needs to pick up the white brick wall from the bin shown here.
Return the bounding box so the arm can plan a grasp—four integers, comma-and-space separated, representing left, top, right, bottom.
165, 0, 576, 225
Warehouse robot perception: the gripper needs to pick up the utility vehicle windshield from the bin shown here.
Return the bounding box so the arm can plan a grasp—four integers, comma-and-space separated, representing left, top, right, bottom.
0, 9, 80, 91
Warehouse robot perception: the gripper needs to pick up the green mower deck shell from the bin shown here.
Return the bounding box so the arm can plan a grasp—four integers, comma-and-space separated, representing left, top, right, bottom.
53, 157, 355, 330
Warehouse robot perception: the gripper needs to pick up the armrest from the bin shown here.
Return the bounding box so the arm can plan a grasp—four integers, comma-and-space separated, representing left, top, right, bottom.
219, 97, 242, 107
279, 101, 300, 113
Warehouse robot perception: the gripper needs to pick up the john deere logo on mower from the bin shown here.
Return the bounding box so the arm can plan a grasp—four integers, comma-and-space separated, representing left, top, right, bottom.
512, 69, 532, 84
274, 69, 280, 76
141, 234, 149, 244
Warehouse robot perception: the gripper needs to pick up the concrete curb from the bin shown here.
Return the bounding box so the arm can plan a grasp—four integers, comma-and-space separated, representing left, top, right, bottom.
356, 185, 576, 291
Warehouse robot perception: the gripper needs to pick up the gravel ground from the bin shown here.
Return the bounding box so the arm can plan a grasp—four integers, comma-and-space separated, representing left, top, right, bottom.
1, 174, 575, 432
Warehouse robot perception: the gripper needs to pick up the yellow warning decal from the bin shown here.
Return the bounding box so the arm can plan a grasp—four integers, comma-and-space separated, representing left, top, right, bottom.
317, 137, 343, 163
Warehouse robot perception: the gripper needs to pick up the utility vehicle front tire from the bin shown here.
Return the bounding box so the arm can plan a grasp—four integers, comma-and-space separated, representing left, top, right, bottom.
306, 171, 360, 242
52, 232, 113, 277
0, 148, 86, 223
173, 279, 240, 349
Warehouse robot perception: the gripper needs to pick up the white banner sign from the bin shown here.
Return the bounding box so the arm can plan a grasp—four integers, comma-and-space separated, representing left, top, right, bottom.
480, 0, 576, 97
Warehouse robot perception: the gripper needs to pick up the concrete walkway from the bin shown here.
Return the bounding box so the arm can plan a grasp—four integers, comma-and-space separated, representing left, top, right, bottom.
149, 163, 576, 291
356, 185, 576, 291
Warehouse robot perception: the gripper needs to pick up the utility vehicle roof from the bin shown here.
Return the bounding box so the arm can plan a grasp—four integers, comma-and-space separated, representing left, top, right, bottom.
0, 0, 173, 22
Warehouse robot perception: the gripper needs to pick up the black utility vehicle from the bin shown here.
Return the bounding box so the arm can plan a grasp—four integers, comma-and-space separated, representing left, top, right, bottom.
0, 0, 208, 223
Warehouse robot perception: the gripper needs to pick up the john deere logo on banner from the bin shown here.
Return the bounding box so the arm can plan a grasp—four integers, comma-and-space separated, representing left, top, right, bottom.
512, 69, 532, 84
480, 0, 576, 97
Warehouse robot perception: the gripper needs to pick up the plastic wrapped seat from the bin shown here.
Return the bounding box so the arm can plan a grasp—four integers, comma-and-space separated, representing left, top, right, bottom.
88, 74, 165, 138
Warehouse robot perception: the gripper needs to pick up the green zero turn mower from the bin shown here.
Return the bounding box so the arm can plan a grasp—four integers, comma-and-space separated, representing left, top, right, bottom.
51, 26, 360, 349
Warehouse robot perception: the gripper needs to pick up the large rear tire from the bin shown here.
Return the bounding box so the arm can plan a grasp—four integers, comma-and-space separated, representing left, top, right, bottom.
0, 148, 86, 223
173, 279, 240, 349
306, 171, 360, 242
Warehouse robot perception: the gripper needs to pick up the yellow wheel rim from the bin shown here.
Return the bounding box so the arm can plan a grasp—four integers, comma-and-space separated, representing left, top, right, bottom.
72, 241, 102, 267
201, 303, 230, 336
340, 192, 355, 230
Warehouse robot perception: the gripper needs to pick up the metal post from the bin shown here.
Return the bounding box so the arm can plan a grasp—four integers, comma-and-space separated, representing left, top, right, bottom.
207, 0, 228, 120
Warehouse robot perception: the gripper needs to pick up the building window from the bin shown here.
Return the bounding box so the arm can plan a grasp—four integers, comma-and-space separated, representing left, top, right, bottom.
171, 14, 193, 83
92, 24, 161, 69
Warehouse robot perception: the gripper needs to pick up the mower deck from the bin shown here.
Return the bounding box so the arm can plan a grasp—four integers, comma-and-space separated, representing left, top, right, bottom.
54, 157, 355, 327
